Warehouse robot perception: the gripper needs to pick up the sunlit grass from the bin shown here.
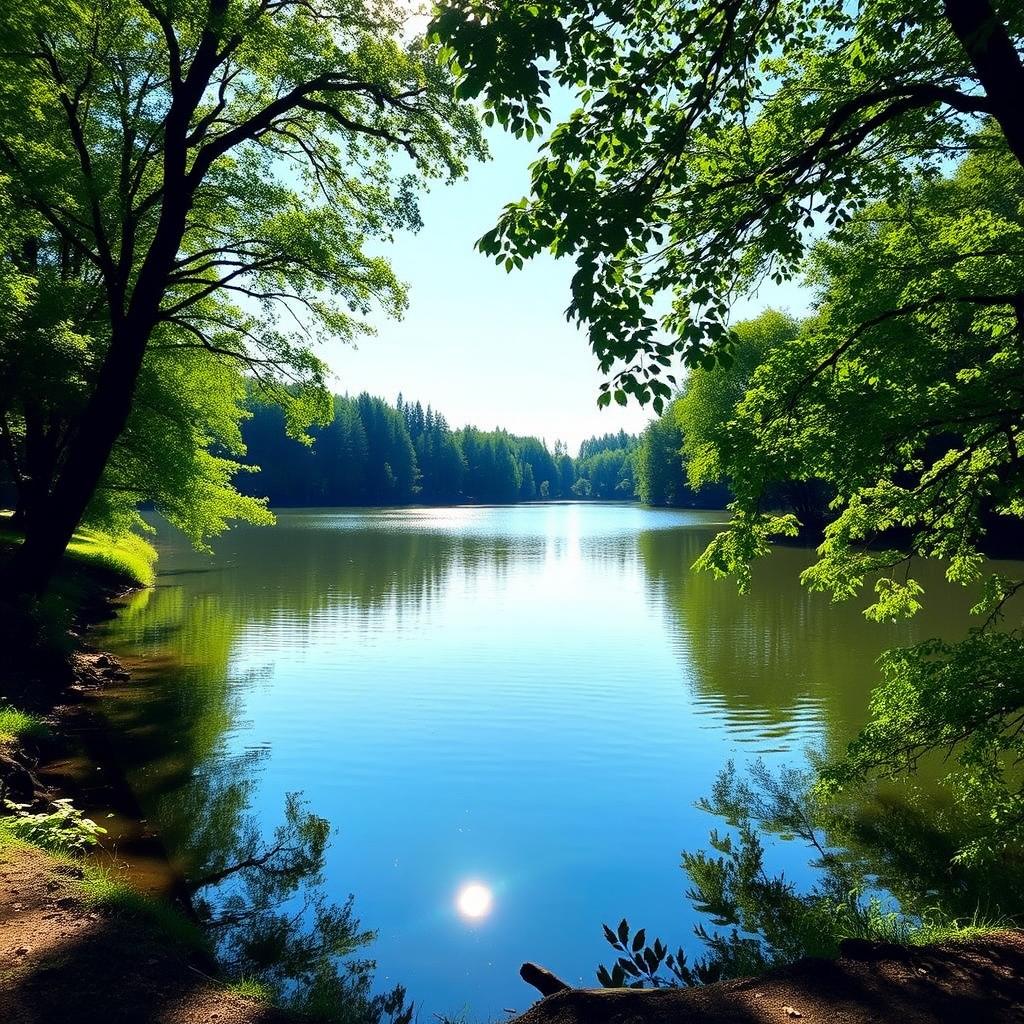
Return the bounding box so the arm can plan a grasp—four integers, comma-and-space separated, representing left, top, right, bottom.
79, 863, 209, 951
0, 706, 49, 744
0, 512, 155, 586
64, 527, 156, 586
226, 977, 276, 1003
0, 818, 29, 853
0, 815, 207, 952
0, 828, 207, 957
909, 909, 1012, 946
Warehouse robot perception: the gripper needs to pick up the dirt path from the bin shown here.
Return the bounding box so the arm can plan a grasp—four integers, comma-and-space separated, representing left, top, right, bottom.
0, 843, 291, 1024
512, 933, 1024, 1024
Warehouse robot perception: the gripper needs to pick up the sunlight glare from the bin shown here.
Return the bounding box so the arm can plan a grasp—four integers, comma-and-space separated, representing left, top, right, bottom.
456, 882, 493, 920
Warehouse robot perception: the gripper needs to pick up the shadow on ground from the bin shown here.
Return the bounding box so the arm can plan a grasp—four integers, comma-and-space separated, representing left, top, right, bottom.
0, 844, 287, 1024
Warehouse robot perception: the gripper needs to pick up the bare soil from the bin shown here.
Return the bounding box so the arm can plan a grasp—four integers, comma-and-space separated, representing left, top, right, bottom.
0, 843, 290, 1024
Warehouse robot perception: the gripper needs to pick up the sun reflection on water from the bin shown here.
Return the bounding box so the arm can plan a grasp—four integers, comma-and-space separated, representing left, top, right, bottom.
456, 882, 493, 920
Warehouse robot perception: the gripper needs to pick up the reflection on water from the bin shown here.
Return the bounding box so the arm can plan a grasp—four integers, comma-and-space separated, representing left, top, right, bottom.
97, 504, 1019, 1018
637, 529, 987, 751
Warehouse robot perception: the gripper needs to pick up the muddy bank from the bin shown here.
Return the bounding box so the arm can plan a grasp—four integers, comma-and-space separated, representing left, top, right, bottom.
0, 542, 185, 860
0, 580, 289, 1022
2, 610, 184, 899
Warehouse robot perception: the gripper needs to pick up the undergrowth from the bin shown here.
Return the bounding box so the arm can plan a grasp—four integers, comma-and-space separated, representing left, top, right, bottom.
0, 810, 207, 951
79, 863, 209, 951
0, 706, 49, 744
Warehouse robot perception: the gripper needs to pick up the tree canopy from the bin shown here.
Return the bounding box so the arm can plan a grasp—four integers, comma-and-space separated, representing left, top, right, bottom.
240, 390, 740, 509
433, 0, 1024, 862
695, 138, 1023, 617
433, 0, 1024, 408
673, 138, 1024, 861
0, 0, 483, 593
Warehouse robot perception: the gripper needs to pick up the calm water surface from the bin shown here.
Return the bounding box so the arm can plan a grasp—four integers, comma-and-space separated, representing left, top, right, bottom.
97, 504, 1001, 1016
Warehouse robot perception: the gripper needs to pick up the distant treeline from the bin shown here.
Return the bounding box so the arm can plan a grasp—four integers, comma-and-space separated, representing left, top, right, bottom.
239, 393, 731, 508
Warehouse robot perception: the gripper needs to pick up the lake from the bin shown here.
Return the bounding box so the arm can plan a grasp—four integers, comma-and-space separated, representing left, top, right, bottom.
96, 503, 1002, 1017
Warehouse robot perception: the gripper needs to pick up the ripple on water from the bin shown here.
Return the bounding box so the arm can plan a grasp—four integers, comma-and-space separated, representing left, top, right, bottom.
100, 505, 1005, 1020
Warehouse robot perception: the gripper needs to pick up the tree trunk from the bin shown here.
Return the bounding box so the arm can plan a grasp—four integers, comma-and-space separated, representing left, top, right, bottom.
4, 323, 151, 596
5, 100, 198, 598
944, 0, 1024, 168
5, 229, 183, 595
1, 12, 221, 602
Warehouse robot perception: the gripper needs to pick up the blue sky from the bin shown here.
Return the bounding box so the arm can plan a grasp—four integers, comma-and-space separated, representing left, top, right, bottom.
322, 122, 811, 454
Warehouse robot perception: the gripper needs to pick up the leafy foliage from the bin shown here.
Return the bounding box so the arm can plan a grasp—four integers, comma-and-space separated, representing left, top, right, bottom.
661, 138, 1024, 860
597, 919, 721, 989
632, 403, 732, 509
574, 431, 636, 500
696, 138, 1023, 612
823, 630, 1024, 863
596, 761, 1022, 988
0, 0, 484, 591
1, 797, 108, 853
677, 312, 800, 494
433, 0, 1024, 407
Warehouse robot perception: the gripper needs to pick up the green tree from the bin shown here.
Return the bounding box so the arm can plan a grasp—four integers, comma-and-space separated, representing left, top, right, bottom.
489, 433, 522, 503
574, 431, 637, 499
0, 267, 277, 552
414, 411, 466, 504
672, 310, 815, 520
571, 477, 592, 499
434, 0, 1024, 407
577, 448, 634, 499
515, 435, 559, 499
676, 312, 799, 491
519, 460, 537, 500
327, 397, 371, 504
435, 0, 1024, 858
557, 448, 576, 498
692, 139, 1024, 860
355, 394, 417, 504
634, 412, 684, 507
0, 0, 482, 595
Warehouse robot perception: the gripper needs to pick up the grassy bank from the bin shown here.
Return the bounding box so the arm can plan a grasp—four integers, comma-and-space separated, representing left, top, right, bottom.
0, 818, 205, 950
0, 512, 156, 587
0, 706, 49, 744
0, 546, 309, 1022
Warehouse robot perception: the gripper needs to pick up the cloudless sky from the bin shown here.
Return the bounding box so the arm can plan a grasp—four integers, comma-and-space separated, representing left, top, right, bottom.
323, 119, 811, 455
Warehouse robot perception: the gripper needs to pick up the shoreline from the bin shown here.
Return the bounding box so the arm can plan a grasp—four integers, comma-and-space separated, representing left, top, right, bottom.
0, 561, 199, 905
0, 840, 290, 1023
1, 569, 295, 1021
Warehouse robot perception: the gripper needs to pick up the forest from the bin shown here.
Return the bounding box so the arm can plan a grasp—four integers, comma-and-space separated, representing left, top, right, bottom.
239, 392, 732, 508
